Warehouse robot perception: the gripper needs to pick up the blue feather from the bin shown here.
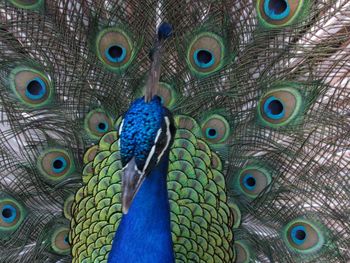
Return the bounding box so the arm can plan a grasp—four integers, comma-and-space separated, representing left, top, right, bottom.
108, 154, 174, 263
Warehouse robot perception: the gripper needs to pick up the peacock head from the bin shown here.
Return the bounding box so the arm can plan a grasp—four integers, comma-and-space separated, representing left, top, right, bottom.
119, 96, 176, 214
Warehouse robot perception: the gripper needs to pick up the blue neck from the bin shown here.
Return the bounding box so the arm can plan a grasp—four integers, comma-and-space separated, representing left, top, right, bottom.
108, 154, 174, 263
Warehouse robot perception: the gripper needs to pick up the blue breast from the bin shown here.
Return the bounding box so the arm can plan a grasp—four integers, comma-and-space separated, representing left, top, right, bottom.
108, 154, 175, 263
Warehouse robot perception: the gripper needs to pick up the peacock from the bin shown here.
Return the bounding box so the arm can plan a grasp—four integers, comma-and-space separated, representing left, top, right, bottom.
0, 0, 349, 262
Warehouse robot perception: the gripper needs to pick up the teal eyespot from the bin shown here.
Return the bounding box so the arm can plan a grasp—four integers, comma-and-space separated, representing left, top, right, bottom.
233, 165, 272, 198
242, 174, 256, 191
97, 121, 109, 133
63, 234, 69, 244
235, 241, 252, 263
9, 66, 53, 107
263, 96, 285, 120
283, 219, 325, 253
193, 49, 215, 69
291, 225, 307, 245
37, 149, 75, 185
264, 0, 290, 20
1, 204, 17, 224
96, 28, 135, 71
105, 44, 127, 63
258, 87, 302, 128
205, 127, 218, 139
155, 82, 177, 109
25, 77, 47, 100
257, 0, 307, 28
201, 114, 230, 144
9, 0, 44, 10
187, 32, 225, 76
0, 196, 26, 236
50, 226, 70, 255
84, 109, 113, 139
51, 156, 68, 174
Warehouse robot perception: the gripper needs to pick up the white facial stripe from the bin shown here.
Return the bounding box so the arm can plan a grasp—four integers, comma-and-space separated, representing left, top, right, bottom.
157, 116, 171, 162
154, 128, 162, 143
119, 119, 124, 135
134, 164, 142, 175
142, 144, 156, 174
122, 162, 129, 171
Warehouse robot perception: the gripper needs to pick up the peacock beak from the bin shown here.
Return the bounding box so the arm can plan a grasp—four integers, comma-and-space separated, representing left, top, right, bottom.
121, 157, 147, 214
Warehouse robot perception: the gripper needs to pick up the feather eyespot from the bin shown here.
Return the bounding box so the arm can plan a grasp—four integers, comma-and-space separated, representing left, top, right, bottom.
0, 197, 26, 235
105, 44, 127, 63
9, 66, 53, 107
257, 0, 307, 28
242, 174, 257, 191
291, 225, 307, 245
284, 219, 325, 253
193, 49, 215, 69
201, 114, 230, 144
51, 226, 70, 255
157, 83, 177, 108
235, 241, 252, 263
234, 165, 271, 198
258, 87, 302, 128
84, 109, 113, 139
51, 156, 68, 173
37, 149, 74, 185
63, 195, 74, 220
9, 0, 44, 9
187, 32, 225, 76
1, 204, 17, 224
263, 96, 285, 120
96, 28, 135, 71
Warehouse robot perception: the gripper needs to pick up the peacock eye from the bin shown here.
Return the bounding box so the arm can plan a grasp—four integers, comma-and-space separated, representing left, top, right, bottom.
9, 0, 44, 10
0, 197, 26, 234
51, 226, 70, 255
37, 149, 75, 185
9, 66, 53, 107
237, 166, 271, 198
97, 121, 109, 133
1, 205, 17, 224
201, 114, 230, 144
258, 87, 302, 128
263, 96, 285, 120
51, 156, 68, 173
234, 241, 252, 263
96, 28, 134, 71
84, 109, 113, 139
25, 77, 47, 100
291, 225, 307, 245
193, 49, 215, 69
157, 83, 177, 108
206, 127, 218, 139
257, 0, 306, 28
264, 0, 290, 20
284, 219, 325, 253
105, 44, 127, 63
242, 174, 256, 190
187, 32, 225, 76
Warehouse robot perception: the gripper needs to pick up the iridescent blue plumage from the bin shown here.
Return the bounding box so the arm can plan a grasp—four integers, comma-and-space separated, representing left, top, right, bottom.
120, 96, 164, 170
109, 96, 175, 262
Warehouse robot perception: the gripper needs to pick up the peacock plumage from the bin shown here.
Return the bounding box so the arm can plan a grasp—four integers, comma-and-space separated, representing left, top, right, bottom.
0, 0, 349, 262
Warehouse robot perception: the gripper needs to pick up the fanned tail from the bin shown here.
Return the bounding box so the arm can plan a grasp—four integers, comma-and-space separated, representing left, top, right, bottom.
0, 0, 349, 262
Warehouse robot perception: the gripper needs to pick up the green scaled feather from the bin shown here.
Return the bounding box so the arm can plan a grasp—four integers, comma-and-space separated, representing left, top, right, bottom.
70, 114, 236, 262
